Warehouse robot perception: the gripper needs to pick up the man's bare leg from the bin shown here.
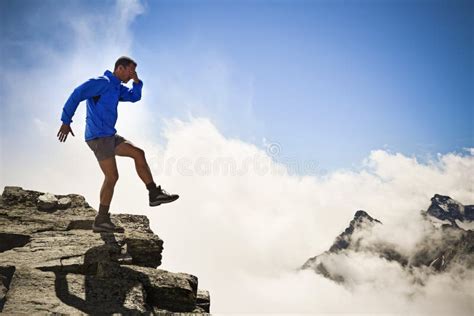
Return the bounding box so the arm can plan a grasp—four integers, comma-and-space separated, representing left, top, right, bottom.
115, 142, 154, 185
114, 141, 179, 205
135, 155, 154, 185
98, 156, 119, 207
91, 155, 125, 232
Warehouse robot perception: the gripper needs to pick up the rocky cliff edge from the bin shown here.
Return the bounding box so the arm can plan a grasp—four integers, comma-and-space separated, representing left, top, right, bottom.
0, 186, 210, 314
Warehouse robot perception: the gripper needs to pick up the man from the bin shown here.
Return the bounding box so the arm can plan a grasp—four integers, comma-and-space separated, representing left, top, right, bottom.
57, 56, 179, 233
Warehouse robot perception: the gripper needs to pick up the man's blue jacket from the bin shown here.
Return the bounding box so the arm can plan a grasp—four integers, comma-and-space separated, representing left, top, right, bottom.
60, 70, 143, 141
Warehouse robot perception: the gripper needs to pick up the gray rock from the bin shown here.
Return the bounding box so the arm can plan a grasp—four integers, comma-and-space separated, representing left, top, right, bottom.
0, 186, 210, 314
427, 194, 474, 223
328, 210, 382, 252
57, 197, 72, 209
2, 186, 90, 210
37, 192, 59, 211
2, 186, 37, 207
126, 265, 199, 312
197, 289, 211, 312
0, 266, 15, 311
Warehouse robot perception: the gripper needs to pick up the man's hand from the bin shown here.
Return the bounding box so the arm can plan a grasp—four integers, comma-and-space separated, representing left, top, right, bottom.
57, 123, 75, 142
130, 69, 140, 83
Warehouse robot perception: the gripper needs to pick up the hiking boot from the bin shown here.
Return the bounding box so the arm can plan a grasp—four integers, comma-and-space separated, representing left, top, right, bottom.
149, 185, 179, 206
92, 212, 124, 233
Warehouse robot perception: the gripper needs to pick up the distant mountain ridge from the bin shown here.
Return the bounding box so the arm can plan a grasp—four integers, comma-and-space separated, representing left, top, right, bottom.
301, 194, 474, 283
426, 194, 474, 227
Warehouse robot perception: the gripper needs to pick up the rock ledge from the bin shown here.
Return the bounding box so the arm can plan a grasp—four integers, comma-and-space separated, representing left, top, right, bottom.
0, 186, 211, 314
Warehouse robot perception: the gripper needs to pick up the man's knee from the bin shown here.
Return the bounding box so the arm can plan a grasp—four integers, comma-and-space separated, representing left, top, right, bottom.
134, 148, 146, 162
98, 156, 119, 184
104, 173, 119, 184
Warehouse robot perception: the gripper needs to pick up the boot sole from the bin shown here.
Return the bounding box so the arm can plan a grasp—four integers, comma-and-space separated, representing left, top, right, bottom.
149, 196, 179, 207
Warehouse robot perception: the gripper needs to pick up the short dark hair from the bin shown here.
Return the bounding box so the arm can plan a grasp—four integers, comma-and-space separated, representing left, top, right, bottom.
114, 56, 137, 70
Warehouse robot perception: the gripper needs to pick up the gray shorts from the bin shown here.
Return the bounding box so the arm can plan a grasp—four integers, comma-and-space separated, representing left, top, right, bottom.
86, 134, 129, 161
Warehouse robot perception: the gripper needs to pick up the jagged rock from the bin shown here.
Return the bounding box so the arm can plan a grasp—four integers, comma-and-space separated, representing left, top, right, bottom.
0, 186, 211, 314
413, 226, 474, 271
0, 266, 15, 311
329, 210, 382, 252
125, 266, 199, 312
301, 210, 385, 280
2, 186, 34, 206
466, 205, 474, 221
197, 289, 211, 312
57, 197, 72, 209
427, 194, 474, 224
301, 194, 474, 284
37, 192, 59, 211
2, 186, 90, 210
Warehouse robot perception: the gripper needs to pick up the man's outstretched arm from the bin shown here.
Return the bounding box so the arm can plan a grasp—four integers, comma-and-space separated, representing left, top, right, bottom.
58, 78, 108, 142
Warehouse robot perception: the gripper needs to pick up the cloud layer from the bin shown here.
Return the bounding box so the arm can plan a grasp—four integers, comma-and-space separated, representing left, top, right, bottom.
140, 117, 473, 313
7, 112, 473, 312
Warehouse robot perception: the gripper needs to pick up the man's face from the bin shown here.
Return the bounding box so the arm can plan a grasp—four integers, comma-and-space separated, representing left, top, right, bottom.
118, 64, 136, 83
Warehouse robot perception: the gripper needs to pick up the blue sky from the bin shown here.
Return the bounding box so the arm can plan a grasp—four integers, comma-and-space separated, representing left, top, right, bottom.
1, 0, 473, 173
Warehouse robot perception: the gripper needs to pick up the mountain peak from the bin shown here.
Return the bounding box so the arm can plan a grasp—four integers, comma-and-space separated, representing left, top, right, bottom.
354, 210, 369, 218
354, 210, 381, 223
427, 193, 474, 223
327, 210, 381, 253
301, 194, 474, 284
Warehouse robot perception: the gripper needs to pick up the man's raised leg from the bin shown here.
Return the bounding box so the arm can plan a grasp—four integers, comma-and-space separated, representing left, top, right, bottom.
115, 141, 179, 206
115, 141, 154, 186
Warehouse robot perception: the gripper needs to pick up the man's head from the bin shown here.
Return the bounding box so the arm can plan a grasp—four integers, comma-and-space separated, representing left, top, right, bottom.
113, 56, 137, 83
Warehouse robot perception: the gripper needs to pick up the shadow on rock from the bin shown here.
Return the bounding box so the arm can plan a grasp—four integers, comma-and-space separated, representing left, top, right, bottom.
37, 232, 152, 314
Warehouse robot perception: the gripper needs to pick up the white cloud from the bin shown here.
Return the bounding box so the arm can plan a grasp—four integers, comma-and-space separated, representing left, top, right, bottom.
139, 116, 472, 313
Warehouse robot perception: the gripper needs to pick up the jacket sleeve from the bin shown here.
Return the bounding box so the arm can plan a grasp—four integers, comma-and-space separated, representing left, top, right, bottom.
61, 78, 109, 125
119, 80, 143, 103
